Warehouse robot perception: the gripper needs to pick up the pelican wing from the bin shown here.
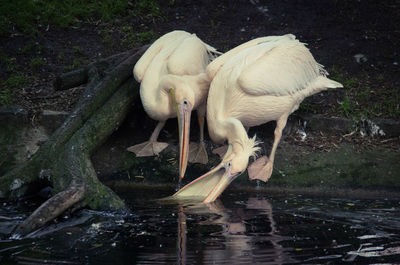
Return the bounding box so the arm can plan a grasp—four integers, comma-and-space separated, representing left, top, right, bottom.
167, 35, 210, 76
133, 30, 191, 82
206, 34, 296, 81
236, 40, 325, 96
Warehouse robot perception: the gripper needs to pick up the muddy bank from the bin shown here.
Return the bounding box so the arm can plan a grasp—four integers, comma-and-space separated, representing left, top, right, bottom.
1, 103, 399, 193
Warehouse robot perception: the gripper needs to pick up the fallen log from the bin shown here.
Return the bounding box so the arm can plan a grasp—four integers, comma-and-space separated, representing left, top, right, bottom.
1, 46, 148, 236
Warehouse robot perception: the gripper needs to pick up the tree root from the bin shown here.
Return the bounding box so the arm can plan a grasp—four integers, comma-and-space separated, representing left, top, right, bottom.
14, 179, 85, 236
53, 49, 138, 91
1, 46, 148, 236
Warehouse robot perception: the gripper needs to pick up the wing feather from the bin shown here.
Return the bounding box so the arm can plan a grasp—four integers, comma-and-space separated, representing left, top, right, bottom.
237, 40, 323, 96
133, 30, 191, 81
167, 35, 211, 76
206, 34, 296, 80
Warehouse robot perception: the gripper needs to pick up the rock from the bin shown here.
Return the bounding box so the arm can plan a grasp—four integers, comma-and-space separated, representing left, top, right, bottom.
370, 118, 400, 138
297, 113, 355, 135
354, 53, 367, 63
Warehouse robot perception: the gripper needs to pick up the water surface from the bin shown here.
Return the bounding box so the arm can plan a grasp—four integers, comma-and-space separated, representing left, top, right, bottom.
1, 188, 400, 264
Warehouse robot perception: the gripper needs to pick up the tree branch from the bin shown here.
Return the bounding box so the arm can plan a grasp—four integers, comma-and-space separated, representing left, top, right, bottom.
53, 49, 139, 91
13, 179, 85, 236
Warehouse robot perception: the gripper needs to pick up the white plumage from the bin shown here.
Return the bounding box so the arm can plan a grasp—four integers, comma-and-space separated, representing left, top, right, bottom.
128, 30, 220, 180
174, 34, 343, 202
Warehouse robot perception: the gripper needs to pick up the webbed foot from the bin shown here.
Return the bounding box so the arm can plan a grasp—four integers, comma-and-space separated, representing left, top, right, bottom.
247, 156, 274, 182
189, 142, 208, 164
127, 141, 168, 157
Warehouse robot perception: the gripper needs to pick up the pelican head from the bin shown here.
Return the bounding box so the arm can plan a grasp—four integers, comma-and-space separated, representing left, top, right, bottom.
202, 136, 260, 202
173, 136, 260, 203
168, 81, 195, 180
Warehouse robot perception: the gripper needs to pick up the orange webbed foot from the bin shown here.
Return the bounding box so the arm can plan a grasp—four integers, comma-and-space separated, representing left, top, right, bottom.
247, 156, 274, 182
127, 141, 168, 157
189, 142, 208, 164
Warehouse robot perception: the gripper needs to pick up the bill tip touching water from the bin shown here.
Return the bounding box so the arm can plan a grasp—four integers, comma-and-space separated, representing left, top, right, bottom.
173, 137, 260, 203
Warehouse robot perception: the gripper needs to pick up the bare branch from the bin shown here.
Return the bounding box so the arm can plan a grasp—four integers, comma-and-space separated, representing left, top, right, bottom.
14, 180, 85, 236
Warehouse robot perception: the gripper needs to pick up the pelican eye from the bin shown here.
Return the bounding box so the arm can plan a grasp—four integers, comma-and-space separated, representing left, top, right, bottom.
227, 161, 232, 167
183, 100, 188, 105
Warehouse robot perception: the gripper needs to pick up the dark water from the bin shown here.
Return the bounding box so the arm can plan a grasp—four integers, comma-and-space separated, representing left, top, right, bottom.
1, 188, 400, 264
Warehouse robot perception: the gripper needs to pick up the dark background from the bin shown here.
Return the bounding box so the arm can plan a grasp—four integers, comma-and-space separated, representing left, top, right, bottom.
1, 0, 399, 119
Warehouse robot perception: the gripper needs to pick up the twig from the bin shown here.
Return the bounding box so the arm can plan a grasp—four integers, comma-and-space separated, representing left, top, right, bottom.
380, 137, 399, 143
16, 256, 80, 264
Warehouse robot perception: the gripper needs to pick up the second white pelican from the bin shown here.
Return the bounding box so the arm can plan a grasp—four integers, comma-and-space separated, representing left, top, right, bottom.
174, 34, 343, 202
128, 30, 220, 180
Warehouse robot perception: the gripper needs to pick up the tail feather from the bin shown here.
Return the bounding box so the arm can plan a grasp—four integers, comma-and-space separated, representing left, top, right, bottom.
300, 76, 343, 99
316, 76, 343, 89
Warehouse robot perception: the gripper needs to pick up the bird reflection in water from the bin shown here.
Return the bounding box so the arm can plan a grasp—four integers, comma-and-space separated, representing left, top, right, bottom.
177, 206, 187, 265
175, 197, 294, 264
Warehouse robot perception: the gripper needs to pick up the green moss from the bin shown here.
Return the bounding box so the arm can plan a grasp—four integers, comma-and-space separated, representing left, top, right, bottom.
65, 58, 87, 70
57, 52, 65, 62
298, 102, 317, 113
72, 45, 84, 55
19, 42, 35, 54
224, 142, 400, 192
0, 123, 21, 175
29, 57, 46, 70
336, 95, 354, 117
328, 65, 399, 119
266, 144, 400, 190
0, 74, 26, 105
0, 0, 130, 36
0, 88, 13, 105
342, 77, 359, 88
100, 28, 113, 47
2, 74, 26, 88
117, 141, 397, 191
0, 54, 18, 73
121, 28, 157, 48
132, 0, 161, 18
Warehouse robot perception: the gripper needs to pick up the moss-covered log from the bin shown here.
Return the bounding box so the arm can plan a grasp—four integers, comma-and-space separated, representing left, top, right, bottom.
53, 49, 137, 91
0, 46, 147, 198
1, 46, 147, 236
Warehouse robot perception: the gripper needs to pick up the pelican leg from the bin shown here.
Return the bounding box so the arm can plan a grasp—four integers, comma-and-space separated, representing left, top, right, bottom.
188, 108, 208, 164
248, 116, 288, 182
127, 121, 168, 156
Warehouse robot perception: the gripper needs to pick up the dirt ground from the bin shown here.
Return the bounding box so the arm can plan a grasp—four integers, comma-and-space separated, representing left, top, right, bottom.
1, 1, 399, 126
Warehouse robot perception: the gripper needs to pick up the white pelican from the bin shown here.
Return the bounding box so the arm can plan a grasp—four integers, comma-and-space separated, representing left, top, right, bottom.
127, 30, 220, 180
173, 34, 343, 202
